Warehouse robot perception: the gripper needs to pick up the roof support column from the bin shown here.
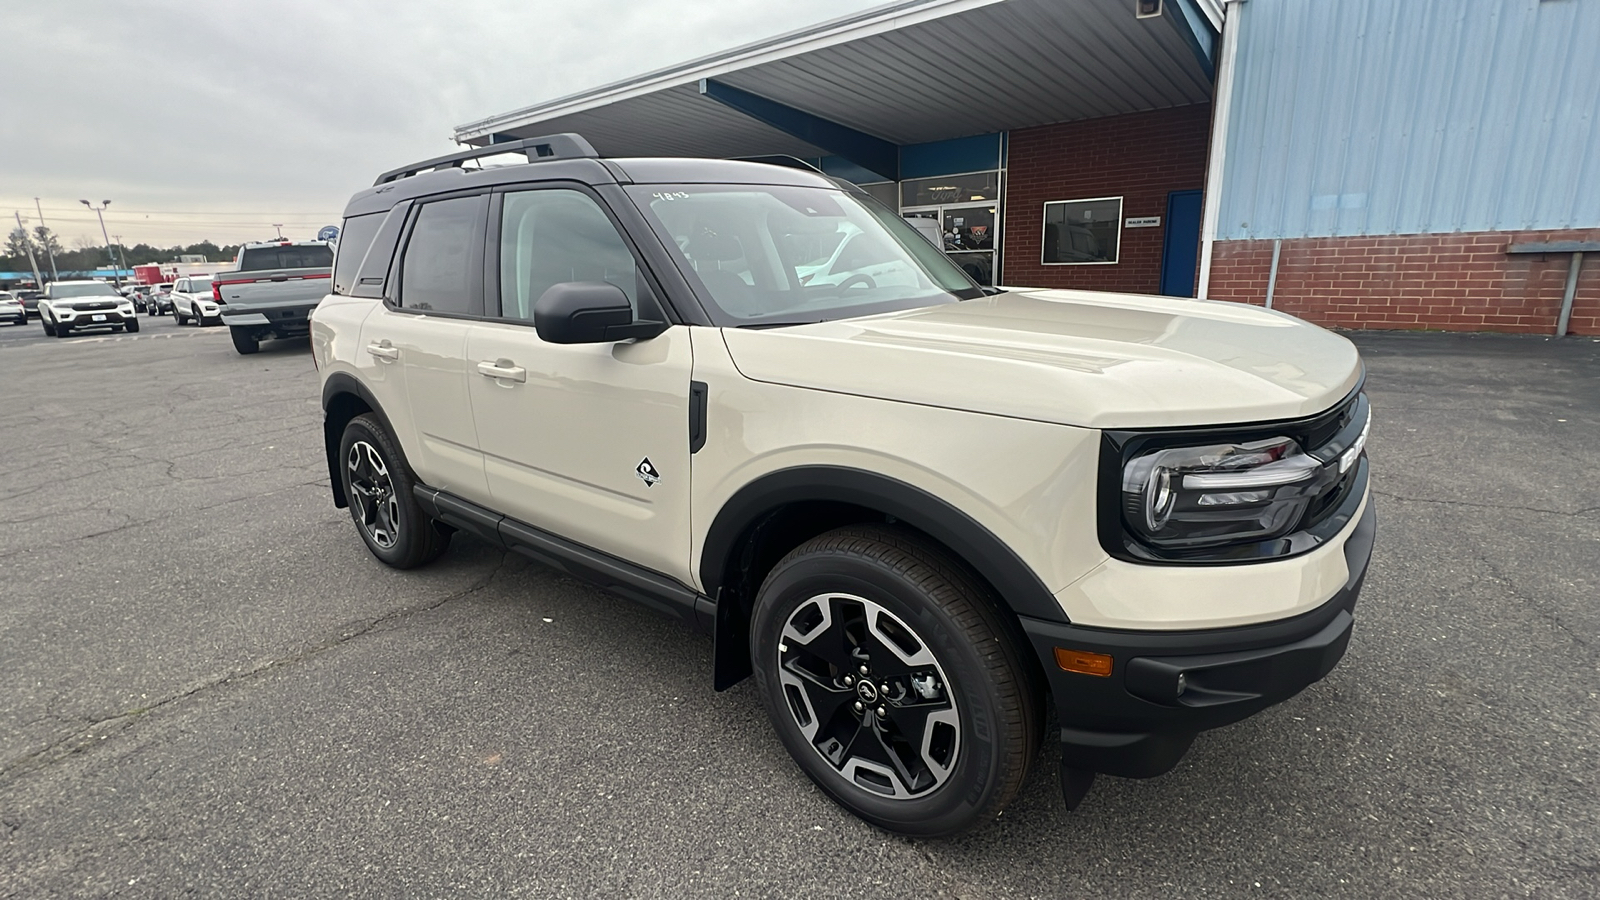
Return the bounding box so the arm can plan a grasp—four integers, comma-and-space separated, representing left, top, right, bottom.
1196, 0, 1245, 300
699, 79, 899, 181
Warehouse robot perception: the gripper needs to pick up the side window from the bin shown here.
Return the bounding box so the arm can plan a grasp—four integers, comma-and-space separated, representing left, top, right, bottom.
398, 196, 484, 315
176, 281, 188, 293
498, 189, 641, 322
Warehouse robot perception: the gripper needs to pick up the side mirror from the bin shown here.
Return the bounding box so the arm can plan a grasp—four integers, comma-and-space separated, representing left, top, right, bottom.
533, 281, 667, 344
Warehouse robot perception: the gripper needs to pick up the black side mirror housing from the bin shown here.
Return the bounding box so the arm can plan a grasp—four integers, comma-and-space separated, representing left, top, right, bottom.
532, 282, 667, 344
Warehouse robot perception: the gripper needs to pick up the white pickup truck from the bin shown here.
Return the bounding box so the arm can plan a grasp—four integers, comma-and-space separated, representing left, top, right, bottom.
214, 240, 333, 354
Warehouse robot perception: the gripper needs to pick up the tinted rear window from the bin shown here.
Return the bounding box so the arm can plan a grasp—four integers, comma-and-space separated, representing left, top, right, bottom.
332, 213, 384, 296
238, 245, 333, 271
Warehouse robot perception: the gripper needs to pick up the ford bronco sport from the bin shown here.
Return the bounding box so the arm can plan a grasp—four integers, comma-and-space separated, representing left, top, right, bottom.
314, 135, 1373, 836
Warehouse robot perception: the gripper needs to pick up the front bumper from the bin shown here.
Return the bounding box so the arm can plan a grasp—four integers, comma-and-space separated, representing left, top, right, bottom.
1020, 499, 1374, 780
58, 309, 137, 328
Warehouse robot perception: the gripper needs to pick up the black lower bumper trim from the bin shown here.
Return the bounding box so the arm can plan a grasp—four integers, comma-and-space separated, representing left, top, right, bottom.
1024, 500, 1374, 779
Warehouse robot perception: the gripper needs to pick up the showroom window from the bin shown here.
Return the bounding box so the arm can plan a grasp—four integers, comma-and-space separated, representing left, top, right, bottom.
1042, 196, 1122, 265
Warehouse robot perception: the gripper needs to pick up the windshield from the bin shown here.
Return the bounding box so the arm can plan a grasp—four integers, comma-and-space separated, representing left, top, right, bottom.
239, 244, 333, 271
625, 184, 979, 326
182, 279, 214, 292
49, 283, 121, 299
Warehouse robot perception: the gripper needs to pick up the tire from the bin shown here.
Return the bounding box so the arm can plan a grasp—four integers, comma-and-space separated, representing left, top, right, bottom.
126, 319, 139, 334
42, 320, 54, 336
750, 525, 1041, 837
175, 309, 187, 326
338, 414, 450, 569
54, 321, 69, 338
230, 327, 258, 355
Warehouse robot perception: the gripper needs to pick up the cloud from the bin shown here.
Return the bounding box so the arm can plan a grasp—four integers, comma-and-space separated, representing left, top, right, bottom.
0, 0, 880, 247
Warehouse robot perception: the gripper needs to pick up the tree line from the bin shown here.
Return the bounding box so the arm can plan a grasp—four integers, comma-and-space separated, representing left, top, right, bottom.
3, 225, 242, 278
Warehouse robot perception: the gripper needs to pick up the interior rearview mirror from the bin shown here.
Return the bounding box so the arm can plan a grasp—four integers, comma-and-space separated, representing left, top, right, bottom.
532, 282, 667, 344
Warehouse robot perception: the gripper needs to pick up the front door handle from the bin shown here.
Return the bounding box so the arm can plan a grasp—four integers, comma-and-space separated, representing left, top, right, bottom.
477, 359, 526, 383
366, 340, 399, 361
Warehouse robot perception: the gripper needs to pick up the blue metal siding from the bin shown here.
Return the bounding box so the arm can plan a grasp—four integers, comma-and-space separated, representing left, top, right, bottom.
1218, 0, 1600, 240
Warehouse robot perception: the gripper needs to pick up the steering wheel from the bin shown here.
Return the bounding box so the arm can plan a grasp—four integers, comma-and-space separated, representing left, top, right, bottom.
837, 273, 876, 291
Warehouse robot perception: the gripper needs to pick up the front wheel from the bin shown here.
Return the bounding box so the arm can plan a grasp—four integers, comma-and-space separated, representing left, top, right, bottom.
42, 320, 55, 336
750, 526, 1040, 837
338, 414, 450, 568
125, 318, 139, 334
53, 322, 69, 338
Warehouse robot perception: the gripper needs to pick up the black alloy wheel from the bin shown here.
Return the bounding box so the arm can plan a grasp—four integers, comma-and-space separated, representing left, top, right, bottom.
751, 526, 1040, 837
338, 414, 450, 568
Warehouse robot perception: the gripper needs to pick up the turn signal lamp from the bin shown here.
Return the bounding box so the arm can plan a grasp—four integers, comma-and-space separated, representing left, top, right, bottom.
1055, 648, 1114, 677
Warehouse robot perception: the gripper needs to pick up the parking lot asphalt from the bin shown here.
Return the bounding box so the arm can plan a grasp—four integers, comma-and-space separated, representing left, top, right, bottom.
0, 321, 1596, 898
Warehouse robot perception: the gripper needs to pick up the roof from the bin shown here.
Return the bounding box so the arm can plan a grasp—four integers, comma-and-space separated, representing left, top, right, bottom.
455, 0, 1218, 160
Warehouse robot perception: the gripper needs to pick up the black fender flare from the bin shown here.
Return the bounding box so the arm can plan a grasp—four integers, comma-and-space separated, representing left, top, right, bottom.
701, 466, 1068, 689
320, 373, 399, 508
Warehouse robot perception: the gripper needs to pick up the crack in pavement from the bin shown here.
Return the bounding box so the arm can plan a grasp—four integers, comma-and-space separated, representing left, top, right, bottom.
0, 552, 509, 785
1374, 490, 1600, 518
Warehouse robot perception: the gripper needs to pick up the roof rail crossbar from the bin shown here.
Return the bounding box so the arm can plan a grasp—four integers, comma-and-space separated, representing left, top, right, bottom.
373, 133, 598, 185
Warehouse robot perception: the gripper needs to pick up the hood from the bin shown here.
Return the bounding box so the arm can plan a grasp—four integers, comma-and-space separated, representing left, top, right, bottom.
720, 288, 1362, 430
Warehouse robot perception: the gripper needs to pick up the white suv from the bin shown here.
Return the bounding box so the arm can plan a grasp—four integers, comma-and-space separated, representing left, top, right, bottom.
313, 136, 1374, 836
169, 276, 219, 326
38, 281, 139, 337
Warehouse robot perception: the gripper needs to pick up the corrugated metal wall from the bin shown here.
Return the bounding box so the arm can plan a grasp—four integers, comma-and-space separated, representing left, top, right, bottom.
1217, 0, 1600, 240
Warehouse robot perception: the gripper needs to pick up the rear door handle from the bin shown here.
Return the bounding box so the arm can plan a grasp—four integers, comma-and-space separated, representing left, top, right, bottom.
366, 340, 399, 361
477, 359, 526, 383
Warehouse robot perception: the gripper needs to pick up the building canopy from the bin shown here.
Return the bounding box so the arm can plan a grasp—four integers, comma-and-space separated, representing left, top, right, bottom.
455, 0, 1218, 181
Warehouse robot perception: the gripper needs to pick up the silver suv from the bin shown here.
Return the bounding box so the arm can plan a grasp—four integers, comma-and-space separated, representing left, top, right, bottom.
313, 136, 1374, 836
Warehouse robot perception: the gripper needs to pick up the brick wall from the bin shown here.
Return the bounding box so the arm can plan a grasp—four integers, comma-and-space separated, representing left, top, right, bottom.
1208, 230, 1600, 335
1003, 105, 1211, 293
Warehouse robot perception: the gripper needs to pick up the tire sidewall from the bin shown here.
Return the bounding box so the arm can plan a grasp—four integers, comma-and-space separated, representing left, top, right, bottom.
337, 416, 424, 567
751, 549, 1013, 836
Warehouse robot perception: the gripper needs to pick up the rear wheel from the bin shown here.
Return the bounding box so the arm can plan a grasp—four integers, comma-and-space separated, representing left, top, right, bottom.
230, 326, 259, 355
338, 414, 450, 568
750, 526, 1040, 837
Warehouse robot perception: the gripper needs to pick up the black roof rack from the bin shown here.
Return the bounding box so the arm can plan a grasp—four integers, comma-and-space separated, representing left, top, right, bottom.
374, 133, 599, 186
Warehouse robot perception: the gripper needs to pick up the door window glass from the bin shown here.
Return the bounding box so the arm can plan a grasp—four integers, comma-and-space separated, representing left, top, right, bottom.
399, 196, 483, 314
332, 212, 384, 295
498, 189, 640, 322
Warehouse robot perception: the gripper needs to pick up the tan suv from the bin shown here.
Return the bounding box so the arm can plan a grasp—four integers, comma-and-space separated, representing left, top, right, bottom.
313, 136, 1374, 836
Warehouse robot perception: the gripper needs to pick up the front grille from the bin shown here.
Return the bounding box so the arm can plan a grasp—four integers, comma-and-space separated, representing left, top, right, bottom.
71, 301, 117, 311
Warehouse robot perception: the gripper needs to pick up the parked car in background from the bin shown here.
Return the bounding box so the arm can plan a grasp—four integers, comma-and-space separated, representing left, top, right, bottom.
169, 277, 219, 326
16, 289, 44, 318
37, 280, 139, 337
0, 291, 26, 326
215, 240, 334, 354
145, 285, 173, 316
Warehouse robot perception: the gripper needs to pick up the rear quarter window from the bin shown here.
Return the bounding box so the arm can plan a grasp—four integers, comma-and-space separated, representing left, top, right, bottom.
332, 213, 384, 295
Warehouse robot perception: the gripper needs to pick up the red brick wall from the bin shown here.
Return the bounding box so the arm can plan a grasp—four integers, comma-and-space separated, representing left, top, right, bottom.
1208, 230, 1600, 335
1003, 105, 1211, 293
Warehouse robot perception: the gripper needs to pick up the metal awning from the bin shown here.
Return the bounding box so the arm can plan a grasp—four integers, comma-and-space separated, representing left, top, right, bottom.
455, 0, 1219, 172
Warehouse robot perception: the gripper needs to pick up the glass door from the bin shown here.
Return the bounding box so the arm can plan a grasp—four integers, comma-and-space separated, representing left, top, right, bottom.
941, 204, 995, 287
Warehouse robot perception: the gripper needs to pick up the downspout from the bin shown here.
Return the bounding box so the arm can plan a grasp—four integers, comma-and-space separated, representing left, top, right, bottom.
1196, 0, 1245, 299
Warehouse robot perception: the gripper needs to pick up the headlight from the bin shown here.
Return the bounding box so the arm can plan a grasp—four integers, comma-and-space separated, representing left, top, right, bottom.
1115, 395, 1371, 557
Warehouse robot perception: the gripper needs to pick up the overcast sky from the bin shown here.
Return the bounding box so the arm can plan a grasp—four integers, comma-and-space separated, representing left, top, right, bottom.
0, 0, 881, 250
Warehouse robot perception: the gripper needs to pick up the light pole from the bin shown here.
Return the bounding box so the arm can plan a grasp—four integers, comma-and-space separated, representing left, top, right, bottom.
110, 234, 130, 280
80, 199, 121, 287
13, 211, 44, 289
33, 197, 59, 281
